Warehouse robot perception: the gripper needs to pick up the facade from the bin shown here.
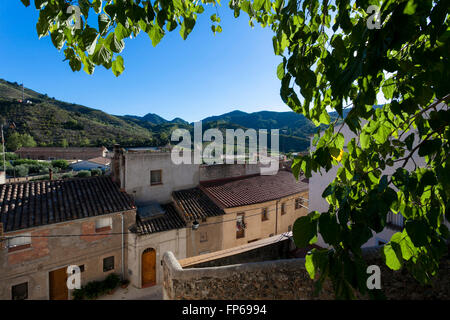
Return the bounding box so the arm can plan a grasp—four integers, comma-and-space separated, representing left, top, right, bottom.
0, 176, 136, 300
15, 147, 108, 161
127, 203, 187, 288
111, 146, 200, 204
173, 170, 309, 257
69, 157, 111, 172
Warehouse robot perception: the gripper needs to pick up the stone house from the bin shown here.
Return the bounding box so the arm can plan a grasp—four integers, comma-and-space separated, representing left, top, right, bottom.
0, 176, 136, 300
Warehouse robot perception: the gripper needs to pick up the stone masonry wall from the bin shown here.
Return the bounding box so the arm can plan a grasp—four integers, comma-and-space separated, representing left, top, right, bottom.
162, 247, 450, 300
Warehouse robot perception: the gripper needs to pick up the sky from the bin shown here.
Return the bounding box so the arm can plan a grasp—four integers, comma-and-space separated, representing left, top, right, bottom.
0, 1, 291, 122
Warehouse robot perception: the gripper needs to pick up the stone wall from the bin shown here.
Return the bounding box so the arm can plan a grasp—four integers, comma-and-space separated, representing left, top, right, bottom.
183, 238, 292, 268
162, 246, 450, 300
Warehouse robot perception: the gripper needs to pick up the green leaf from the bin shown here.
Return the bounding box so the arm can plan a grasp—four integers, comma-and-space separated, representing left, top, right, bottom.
383, 243, 402, 270
20, 0, 30, 7
318, 213, 339, 245
405, 220, 429, 247
404, 133, 415, 151
292, 213, 319, 248
180, 17, 196, 40
382, 78, 396, 100
403, 0, 417, 15
277, 61, 284, 80
107, 33, 125, 53
98, 14, 111, 36
93, 0, 103, 14
253, 0, 265, 11
112, 56, 124, 77
418, 139, 441, 157
148, 25, 164, 47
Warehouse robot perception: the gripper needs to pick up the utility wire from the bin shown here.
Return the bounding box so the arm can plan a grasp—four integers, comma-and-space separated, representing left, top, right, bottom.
1, 199, 309, 242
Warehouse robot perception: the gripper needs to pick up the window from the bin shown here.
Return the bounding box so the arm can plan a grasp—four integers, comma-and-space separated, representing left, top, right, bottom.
103, 256, 114, 272
236, 213, 245, 239
11, 282, 28, 300
288, 225, 292, 232
150, 170, 162, 185
261, 208, 269, 221
201, 217, 207, 223
295, 198, 304, 209
7, 234, 31, 252
200, 232, 208, 243
95, 217, 112, 232
281, 203, 286, 215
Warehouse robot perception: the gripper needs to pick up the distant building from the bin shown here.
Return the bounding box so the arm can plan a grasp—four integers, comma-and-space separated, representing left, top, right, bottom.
69, 157, 111, 172
0, 176, 136, 300
15, 147, 108, 161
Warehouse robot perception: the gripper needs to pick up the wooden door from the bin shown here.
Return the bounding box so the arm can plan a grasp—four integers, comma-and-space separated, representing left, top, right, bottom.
142, 248, 156, 287
49, 267, 68, 300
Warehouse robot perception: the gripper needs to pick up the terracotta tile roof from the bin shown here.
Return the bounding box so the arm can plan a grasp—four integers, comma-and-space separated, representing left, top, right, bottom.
87, 157, 111, 166
172, 188, 225, 221
131, 203, 186, 235
200, 170, 308, 208
0, 176, 135, 233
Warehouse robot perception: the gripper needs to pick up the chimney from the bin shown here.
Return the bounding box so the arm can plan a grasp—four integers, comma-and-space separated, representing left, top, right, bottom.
49, 168, 53, 181
112, 144, 121, 184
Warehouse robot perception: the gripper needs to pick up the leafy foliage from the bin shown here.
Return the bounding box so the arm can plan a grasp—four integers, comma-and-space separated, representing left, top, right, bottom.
22, 0, 450, 299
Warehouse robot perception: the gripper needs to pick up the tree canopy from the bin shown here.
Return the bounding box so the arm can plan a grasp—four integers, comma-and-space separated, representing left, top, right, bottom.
20, 0, 450, 299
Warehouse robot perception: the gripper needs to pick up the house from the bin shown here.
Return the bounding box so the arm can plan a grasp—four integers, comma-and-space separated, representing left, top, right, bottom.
173, 170, 309, 257
15, 147, 108, 161
69, 157, 111, 172
111, 145, 200, 204
127, 202, 187, 288
0, 176, 136, 300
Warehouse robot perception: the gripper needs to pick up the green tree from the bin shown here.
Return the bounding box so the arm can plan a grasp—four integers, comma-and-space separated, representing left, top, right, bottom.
61, 138, 69, 148
51, 159, 69, 170
21, 0, 449, 299
6, 132, 37, 151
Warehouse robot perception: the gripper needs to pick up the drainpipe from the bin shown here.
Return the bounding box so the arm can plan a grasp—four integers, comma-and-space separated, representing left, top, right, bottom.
121, 213, 125, 280
275, 200, 279, 235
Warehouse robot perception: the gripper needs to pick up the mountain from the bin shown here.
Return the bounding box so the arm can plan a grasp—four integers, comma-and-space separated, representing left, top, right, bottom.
0, 79, 323, 152
0, 79, 155, 148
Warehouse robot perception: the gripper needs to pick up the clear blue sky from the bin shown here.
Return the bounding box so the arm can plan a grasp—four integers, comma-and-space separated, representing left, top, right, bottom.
0, 1, 291, 122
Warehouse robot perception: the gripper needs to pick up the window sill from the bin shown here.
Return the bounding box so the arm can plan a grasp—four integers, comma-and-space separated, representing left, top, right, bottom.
8, 244, 32, 253
150, 182, 163, 186
95, 226, 112, 233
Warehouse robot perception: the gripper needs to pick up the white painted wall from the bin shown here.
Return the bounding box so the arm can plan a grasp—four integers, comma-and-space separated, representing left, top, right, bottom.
128, 228, 187, 288
122, 152, 200, 204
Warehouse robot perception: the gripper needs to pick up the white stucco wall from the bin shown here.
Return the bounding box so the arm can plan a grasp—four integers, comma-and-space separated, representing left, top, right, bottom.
127, 228, 187, 288
122, 152, 200, 204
